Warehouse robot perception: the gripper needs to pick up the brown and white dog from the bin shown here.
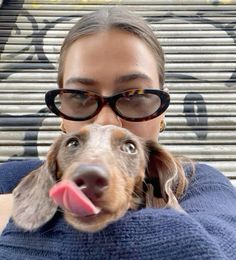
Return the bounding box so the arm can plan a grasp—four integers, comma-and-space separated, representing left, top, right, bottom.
12, 124, 188, 233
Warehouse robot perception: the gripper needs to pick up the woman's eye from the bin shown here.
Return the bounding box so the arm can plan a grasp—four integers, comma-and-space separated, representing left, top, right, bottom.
66, 138, 80, 148
120, 141, 137, 154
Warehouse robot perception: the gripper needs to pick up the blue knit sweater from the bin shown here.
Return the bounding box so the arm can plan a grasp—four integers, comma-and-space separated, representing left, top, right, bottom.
0, 161, 236, 260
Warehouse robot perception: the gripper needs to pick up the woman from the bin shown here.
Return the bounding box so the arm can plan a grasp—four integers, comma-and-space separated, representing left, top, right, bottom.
0, 7, 236, 259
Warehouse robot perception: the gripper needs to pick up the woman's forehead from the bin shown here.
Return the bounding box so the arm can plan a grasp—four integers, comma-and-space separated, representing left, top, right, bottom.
62, 29, 159, 90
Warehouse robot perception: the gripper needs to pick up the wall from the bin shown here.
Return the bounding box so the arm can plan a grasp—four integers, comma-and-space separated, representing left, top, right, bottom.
0, 0, 235, 185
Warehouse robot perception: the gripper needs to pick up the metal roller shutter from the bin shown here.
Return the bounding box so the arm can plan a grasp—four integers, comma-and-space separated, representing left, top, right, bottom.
0, 0, 235, 186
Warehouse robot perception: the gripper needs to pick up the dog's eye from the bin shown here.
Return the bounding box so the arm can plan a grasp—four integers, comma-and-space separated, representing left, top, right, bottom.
66, 138, 80, 148
120, 141, 137, 154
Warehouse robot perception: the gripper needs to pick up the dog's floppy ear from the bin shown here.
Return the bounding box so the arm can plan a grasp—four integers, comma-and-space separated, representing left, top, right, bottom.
144, 140, 188, 212
12, 134, 64, 231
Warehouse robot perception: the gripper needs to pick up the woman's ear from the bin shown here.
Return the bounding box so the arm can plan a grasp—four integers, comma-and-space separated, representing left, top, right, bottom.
12, 135, 64, 231
144, 140, 188, 212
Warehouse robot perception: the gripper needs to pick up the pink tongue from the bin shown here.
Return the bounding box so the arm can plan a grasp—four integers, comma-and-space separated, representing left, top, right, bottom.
49, 180, 101, 217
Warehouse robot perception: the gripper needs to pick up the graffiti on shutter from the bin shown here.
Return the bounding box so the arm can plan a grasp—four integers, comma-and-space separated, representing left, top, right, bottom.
0, 0, 235, 183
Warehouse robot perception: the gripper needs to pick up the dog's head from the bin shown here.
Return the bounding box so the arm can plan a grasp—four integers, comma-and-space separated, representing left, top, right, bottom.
12, 124, 188, 232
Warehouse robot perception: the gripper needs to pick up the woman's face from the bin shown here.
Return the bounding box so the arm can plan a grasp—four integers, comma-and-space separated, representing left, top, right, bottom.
62, 29, 165, 141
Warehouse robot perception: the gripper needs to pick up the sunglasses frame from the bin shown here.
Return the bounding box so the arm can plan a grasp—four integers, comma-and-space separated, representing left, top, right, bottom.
45, 88, 170, 122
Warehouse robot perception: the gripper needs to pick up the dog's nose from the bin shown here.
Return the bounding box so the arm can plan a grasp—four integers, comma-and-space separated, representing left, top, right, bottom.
74, 165, 109, 200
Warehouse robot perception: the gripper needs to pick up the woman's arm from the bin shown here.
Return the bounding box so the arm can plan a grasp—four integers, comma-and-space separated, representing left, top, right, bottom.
0, 194, 13, 233
0, 163, 235, 259
0, 160, 42, 233
179, 163, 236, 259
0, 160, 42, 194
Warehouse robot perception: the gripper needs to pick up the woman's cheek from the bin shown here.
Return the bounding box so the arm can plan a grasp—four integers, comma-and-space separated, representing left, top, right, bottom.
121, 117, 161, 141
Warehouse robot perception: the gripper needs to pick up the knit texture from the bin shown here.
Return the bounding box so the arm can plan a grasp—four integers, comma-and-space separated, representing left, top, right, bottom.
0, 161, 236, 260
0, 160, 42, 193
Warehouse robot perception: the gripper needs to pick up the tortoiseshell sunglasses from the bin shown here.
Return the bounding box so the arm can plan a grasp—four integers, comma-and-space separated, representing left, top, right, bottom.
45, 89, 170, 122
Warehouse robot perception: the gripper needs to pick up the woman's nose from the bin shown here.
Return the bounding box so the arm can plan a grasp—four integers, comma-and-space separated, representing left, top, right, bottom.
94, 106, 122, 127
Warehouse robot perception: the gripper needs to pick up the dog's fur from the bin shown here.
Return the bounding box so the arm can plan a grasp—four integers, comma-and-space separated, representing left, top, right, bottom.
12, 124, 188, 233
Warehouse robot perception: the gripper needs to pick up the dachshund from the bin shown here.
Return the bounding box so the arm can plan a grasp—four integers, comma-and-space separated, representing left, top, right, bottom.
12, 124, 189, 233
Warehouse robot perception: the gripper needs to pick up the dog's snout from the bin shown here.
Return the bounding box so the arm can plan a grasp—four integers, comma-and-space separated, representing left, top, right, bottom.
74, 165, 109, 200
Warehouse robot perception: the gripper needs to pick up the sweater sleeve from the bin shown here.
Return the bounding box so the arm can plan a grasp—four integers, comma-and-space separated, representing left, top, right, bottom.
0, 160, 43, 194
179, 163, 236, 259
0, 163, 235, 259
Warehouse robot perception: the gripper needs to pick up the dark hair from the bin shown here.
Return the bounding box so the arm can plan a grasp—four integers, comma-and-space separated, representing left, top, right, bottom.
57, 6, 165, 89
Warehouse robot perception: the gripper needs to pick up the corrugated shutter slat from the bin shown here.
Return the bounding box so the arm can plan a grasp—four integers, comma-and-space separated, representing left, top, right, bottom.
0, 0, 235, 186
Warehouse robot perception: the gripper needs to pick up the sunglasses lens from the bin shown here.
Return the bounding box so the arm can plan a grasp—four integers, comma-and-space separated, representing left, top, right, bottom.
116, 92, 162, 119
55, 92, 98, 119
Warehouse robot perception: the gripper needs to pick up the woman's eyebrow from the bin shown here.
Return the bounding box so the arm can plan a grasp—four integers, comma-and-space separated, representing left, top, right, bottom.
65, 73, 152, 87
115, 72, 152, 84
65, 77, 98, 86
